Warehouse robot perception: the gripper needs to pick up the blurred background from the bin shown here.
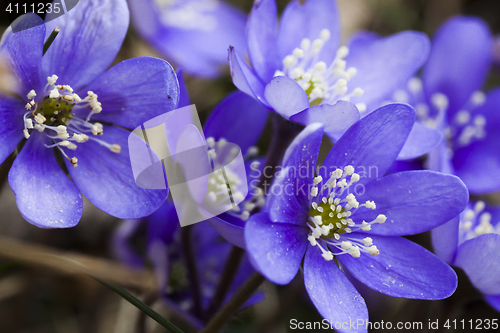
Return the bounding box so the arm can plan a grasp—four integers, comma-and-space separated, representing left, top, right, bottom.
1, 0, 500, 332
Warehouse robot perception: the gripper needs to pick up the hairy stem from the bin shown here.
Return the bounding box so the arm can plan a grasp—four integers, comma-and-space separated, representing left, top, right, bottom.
180, 225, 203, 318
200, 272, 265, 333
205, 246, 244, 318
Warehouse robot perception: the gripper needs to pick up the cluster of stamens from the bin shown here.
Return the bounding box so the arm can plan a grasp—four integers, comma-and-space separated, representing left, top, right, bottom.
392, 77, 487, 151
307, 165, 386, 261
205, 137, 264, 221
23, 75, 121, 166
274, 29, 365, 110
460, 201, 500, 244
155, 0, 218, 31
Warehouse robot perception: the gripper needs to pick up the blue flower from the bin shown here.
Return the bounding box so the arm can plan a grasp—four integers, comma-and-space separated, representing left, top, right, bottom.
230, 0, 429, 135
244, 103, 468, 332
112, 200, 263, 326
128, 0, 247, 78
0, 0, 179, 228
179, 84, 269, 248
389, 16, 500, 194
432, 200, 500, 312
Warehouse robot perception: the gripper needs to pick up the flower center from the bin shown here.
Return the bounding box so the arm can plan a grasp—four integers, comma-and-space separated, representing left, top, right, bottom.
459, 201, 500, 245
204, 137, 263, 221
306, 165, 386, 261
393, 77, 487, 151
154, 0, 219, 31
36, 95, 75, 127
274, 29, 365, 111
23, 75, 121, 167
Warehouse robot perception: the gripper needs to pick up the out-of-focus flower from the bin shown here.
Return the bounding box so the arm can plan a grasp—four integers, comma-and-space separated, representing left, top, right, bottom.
230, 0, 429, 138
200, 91, 268, 248
0, 0, 179, 228
433, 200, 500, 312
244, 104, 468, 332
391, 16, 500, 194
128, 0, 247, 78
112, 200, 263, 322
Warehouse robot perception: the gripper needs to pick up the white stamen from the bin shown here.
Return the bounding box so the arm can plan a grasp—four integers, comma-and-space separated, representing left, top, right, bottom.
471, 91, 486, 106
47, 75, 58, 85
110, 144, 121, 153
322, 251, 334, 261
27, 90, 37, 99
431, 93, 449, 110
34, 114, 46, 124
407, 77, 422, 93
49, 88, 60, 99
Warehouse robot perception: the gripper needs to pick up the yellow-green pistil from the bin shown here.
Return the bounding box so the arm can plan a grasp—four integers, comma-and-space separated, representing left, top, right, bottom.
37, 96, 75, 127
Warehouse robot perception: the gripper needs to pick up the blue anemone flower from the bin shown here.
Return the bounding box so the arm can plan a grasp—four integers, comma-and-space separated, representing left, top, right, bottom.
244, 104, 468, 332
187, 90, 268, 248
389, 16, 500, 194
230, 0, 430, 136
128, 0, 247, 78
432, 200, 500, 312
0, 0, 179, 228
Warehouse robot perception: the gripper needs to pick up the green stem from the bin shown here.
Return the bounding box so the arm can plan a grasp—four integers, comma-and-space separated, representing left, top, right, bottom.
200, 272, 265, 333
205, 246, 244, 318
181, 225, 203, 318
96, 278, 185, 333
43, 27, 60, 55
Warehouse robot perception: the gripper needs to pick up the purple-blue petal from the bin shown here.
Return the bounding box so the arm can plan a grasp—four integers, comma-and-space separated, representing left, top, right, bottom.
268, 123, 324, 225
397, 122, 443, 160
0, 97, 25, 165
244, 212, 308, 285
204, 91, 269, 153
304, 245, 368, 333
338, 234, 458, 299
247, 0, 280, 82
423, 16, 492, 115
177, 69, 191, 108
427, 140, 455, 174
208, 213, 245, 249
431, 217, 460, 264
264, 76, 309, 118
147, 200, 179, 246
354, 171, 468, 236
277, 0, 341, 65
81, 57, 179, 129
321, 103, 415, 185
8, 133, 82, 228
66, 125, 168, 219
1, 13, 45, 95
346, 31, 380, 53
43, 0, 129, 90
485, 295, 500, 312
229, 47, 267, 105
454, 233, 500, 295
453, 137, 500, 195
130, 0, 247, 78
348, 31, 430, 110
290, 101, 360, 134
